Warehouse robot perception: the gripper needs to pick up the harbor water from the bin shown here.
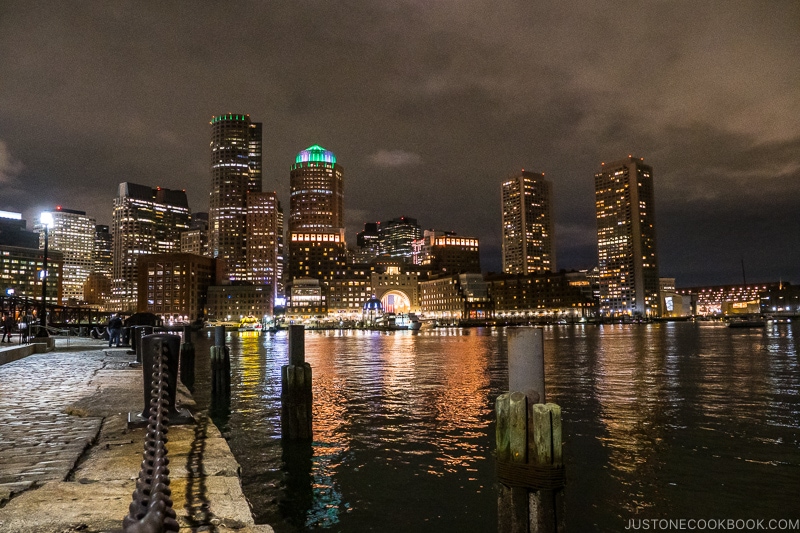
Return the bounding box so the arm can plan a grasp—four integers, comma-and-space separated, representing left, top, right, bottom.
188, 321, 800, 532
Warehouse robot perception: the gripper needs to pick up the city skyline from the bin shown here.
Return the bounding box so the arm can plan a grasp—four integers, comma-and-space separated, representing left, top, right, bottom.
1, 2, 798, 286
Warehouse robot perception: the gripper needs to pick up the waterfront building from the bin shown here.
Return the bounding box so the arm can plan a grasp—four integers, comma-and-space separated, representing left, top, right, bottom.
289, 145, 343, 231
419, 273, 492, 323
486, 271, 597, 322
137, 253, 223, 322
34, 207, 96, 304
594, 156, 659, 317
327, 265, 372, 319
0, 244, 63, 303
276, 204, 285, 299
501, 170, 556, 274
246, 191, 282, 302
209, 113, 262, 281
207, 284, 272, 323
412, 229, 480, 274
371, 261, 422, 313
111, 183, 191, 312
676, 282, 780, 316
379, 216, 422, 262
286, 277, 325, 319
760, 283, 800, 316
287, 228, 347, 313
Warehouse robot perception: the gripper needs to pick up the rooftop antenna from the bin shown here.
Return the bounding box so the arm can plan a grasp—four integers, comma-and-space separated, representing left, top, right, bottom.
741, 257, 747, 286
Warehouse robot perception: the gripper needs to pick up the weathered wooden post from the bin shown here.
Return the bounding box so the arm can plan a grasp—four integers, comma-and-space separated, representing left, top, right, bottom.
281, 324, 312, 440
496, 328, 566, 533
180, 325, 195, 391
210, 325, 230, 396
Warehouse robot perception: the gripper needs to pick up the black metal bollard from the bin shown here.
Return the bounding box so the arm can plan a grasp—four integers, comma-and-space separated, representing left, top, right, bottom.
281, 324, 313, 440
139, 333, 181, 420
211, 325, 230, 396
180, 325, 195, 391
134, 326, 154, 364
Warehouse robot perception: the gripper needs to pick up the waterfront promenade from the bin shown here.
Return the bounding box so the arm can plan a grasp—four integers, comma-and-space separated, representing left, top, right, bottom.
0, 337, 272, 533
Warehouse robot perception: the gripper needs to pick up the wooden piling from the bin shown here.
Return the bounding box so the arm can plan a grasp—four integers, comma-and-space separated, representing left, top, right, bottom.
497, 328, 566, 533
281, 325, 312, 440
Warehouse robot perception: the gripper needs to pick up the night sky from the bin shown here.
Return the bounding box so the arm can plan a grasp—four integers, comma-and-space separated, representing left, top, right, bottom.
1, 2, 798, 286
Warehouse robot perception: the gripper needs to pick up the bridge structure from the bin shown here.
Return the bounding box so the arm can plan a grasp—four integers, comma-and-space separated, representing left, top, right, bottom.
0, 294, 111, 331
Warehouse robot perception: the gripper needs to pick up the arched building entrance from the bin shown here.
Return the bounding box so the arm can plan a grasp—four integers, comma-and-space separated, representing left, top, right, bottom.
380, 290, 411, 314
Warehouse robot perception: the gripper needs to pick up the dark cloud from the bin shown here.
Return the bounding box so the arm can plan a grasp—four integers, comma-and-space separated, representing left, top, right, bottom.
1, 0, 798, 286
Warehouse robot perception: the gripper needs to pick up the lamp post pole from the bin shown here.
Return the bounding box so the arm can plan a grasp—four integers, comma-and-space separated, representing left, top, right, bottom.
38, 212, 53, 337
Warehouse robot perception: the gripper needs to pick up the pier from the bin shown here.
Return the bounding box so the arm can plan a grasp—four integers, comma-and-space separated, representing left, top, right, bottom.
0, 336, 272, 532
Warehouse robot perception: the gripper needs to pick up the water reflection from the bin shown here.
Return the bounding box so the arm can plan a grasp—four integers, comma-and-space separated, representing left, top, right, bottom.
188, 322, 800, 532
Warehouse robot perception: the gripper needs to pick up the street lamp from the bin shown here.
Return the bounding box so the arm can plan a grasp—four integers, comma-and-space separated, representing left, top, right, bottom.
38, 211, 54, 337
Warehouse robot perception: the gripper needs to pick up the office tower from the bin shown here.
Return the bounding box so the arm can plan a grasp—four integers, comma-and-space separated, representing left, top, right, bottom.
594, 156, 659, 317
379, 216, 422, 261
276, 204, 285, 299
246, 191, 282, 299
501, 170, 556, 274
289, 145, 343, 231
413, 229, 481, 273
94, 225, 113, 277
111, 183, 190, 312
209, 113, 262, 281
352, 222, 381, 264
34, 207, 96, 304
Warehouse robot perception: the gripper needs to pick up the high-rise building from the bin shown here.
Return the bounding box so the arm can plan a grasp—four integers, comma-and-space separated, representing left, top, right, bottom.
594, 156, 659, 317
0, 211, 62, 302
209, 114, 262, 281
246, 191, 282, 300
379, 216, 422, 262
34, 207, 96, 304
111, 183, 191, 312
501, 170, 556, 274
181, 212, 209, 257
94, 225, 113, 277
289, 145, 343, 231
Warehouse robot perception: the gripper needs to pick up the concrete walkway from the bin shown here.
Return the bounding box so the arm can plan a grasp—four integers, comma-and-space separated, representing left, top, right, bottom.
0, 337, 273, 533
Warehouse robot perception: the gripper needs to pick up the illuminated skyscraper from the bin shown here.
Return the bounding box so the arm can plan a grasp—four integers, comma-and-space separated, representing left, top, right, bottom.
287, 145, 345, 315
111, 183, 190, 312
209, 113, 262, 281
289, 145, 343, 231
246, 191, 282, 302
501, 171, 556, 274
594, 156, 659, 317
34, 207, 96, 304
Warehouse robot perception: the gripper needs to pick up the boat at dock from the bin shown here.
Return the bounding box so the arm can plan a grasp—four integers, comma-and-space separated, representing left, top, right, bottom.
375, 312, 422, 331
727, 316, 766, 328
238, 316, 264, 332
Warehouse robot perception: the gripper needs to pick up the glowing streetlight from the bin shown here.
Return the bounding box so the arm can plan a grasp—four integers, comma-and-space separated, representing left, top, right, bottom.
38, 211, 54, 337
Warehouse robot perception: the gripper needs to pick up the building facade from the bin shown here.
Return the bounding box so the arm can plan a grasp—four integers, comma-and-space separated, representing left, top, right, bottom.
413, 230, 480, 274
487, 271, 597, 322
419, 273, 493, 323
35, 207, 96, 304
501, 171, 556, 274
0, 245, 63, 303
209, 113, 262, 281
595, 156, 659, 317
246, 191, 282, 301
287, 228, 347, 310
111, 183, 191, 312
379, 216, 422, 262
206, 284, 272, 323
137, 253, 222, 322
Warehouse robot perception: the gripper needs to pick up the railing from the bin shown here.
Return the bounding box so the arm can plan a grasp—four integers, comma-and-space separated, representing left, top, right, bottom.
123, 335, 180, 533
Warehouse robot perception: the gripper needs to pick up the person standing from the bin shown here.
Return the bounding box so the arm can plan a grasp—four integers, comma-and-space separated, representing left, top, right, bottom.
1, 312, 14, 343
107, 313, 123, 348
